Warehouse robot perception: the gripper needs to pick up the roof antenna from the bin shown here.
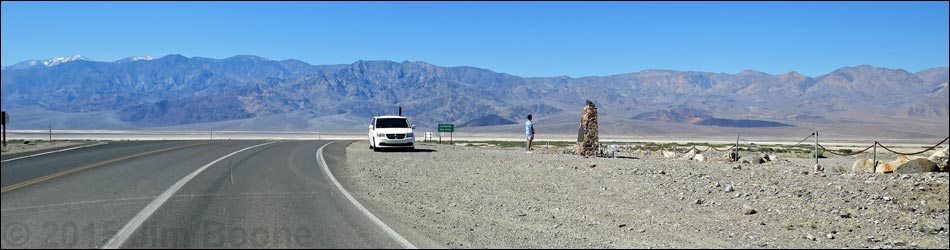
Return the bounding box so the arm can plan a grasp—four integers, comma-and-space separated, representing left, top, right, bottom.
399, 106, 403, 116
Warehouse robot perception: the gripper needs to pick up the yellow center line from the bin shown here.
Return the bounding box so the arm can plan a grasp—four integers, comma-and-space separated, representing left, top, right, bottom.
1, 142, 213, 194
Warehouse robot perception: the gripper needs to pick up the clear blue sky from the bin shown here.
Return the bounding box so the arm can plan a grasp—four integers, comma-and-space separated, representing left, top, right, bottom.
2, 1, 947, 77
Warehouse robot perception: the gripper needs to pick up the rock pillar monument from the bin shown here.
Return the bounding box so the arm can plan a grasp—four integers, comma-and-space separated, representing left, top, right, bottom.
576, 100, 599, 156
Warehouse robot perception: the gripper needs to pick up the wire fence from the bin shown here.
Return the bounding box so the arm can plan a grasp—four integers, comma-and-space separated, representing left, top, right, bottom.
794, 133, 815, 146
818, 143, 876, 157
814, 137, 948, 157
596, 133, 948, 162
873, 137, 949, 156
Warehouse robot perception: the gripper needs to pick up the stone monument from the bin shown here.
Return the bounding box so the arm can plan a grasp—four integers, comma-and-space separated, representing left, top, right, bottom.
576, 100, 599, 156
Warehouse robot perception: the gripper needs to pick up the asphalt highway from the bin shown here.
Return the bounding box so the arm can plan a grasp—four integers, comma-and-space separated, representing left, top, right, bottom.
1, 140, 405, 249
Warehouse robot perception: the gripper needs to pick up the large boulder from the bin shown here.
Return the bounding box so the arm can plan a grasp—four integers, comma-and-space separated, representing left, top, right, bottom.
693, 154, 706, 162
755, 154, 782, 163
725, 152, 739, 162
662, 151, 677, 159
928, 147, 948, 172
683, 149, 699, 160
607, 145, 621, 154
878, 156, 914, 174
852, 156, 937, 174
851, 159, 878, 173
895, 158, 938, 174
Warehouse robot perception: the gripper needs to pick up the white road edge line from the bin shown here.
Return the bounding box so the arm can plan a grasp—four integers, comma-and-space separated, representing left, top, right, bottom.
1, 142, 108, 163
101, 141, 280, 249
317, 141, 418, 249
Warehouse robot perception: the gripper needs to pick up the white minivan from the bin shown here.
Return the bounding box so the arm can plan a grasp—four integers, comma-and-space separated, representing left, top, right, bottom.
368, 116, 415, 151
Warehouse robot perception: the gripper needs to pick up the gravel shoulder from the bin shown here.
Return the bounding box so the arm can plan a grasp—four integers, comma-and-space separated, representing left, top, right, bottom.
341, 142, 949, 249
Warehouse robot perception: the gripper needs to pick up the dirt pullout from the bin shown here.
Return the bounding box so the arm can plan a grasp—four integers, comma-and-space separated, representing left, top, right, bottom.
341, 142, 949, 249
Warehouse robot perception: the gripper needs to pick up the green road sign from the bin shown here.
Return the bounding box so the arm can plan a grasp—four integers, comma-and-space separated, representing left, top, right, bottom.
438, 124, 455, 133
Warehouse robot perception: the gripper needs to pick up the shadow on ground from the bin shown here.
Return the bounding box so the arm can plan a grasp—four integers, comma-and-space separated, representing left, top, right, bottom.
374, 148, 437, 153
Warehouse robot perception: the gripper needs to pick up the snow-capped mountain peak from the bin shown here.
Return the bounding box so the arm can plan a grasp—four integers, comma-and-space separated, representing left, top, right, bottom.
42, 55, 89, 67
116, 56, 154, 63
4, 55, 90, 70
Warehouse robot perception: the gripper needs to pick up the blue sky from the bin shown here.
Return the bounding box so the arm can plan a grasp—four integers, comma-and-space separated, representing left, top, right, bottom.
2, 1, 947, 77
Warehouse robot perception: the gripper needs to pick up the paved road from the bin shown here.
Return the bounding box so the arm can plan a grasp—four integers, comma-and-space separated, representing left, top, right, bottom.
0, 140, 404, 249
1, 142, 102, 162
1, 141, 202, 188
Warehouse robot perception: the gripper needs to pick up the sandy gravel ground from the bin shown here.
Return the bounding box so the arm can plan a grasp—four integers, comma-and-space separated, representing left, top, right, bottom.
341, 142, 949, 249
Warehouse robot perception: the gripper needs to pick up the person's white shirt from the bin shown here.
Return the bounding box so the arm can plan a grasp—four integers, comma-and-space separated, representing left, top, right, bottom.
525, 120, 534, 137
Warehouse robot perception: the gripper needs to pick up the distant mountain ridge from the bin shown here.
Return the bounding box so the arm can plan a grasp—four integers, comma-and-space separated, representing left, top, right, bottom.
1, 54, 947, 134
4, 55, 90, 70
114, 56, 154, 63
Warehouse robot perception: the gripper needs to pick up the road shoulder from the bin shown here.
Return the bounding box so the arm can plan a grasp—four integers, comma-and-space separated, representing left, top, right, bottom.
327, 140, 443, 249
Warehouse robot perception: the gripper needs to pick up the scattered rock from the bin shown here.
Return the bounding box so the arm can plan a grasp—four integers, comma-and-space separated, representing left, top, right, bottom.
928, 147, 948, 171
814, 164, 824, 173
838, 211, 852, 219
345, 139, 950, 249
752, 157, 765, 164
805, 234, 817, 241
742, 205, 757, 215
684, 149, 699, 160
892, 239, 906, 247
663, 151, 677, 159
693, 154, 706, 162
727, 152, 740, 162
589, 164, 597, 169
915, 219, 945, 234
607, 145, 620, 154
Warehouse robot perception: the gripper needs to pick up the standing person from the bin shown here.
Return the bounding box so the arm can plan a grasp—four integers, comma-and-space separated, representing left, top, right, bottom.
525, 115, 535, 153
